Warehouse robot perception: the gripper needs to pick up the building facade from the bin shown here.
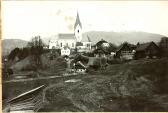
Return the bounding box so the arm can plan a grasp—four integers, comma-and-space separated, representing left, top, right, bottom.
49, 12, 92, 54
116, 42, 136, 60
135, 42, 160, 59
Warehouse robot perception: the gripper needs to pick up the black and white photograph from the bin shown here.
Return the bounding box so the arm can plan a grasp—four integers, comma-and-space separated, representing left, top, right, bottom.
2, 1, 168, 112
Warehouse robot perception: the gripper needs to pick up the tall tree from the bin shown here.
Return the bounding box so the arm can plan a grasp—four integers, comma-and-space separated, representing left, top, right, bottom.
28, 36, 44, 66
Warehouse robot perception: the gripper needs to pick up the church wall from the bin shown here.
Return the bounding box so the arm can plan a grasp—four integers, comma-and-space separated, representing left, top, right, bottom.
58, 39, 76, 49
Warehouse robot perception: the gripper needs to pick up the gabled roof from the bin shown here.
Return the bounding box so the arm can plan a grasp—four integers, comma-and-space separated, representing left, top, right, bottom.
75, 61, 86, 69
96, 39, 108, 48
136, 42, 157, 51
116, 42, 136, 52
74, 12, 82, 29
58, 33, 75, 40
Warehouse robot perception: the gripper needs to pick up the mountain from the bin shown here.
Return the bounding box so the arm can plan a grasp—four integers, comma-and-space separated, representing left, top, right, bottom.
3, 31, 165, 56
82, 31, 165, 45
2, 39, 28, 56
43, 31, 165, 46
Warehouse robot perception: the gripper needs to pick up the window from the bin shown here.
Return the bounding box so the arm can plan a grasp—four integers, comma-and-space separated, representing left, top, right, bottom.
72, 43, 74, 47
60, 43, 62, 47
78, 30, 79, 33
66, 43, 68, 46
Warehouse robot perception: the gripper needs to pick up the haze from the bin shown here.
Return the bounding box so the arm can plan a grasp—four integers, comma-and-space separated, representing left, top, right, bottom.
2, 1, 168, 41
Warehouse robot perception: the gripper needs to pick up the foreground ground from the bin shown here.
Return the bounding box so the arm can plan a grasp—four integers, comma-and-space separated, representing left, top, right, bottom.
3, 58, 168, 112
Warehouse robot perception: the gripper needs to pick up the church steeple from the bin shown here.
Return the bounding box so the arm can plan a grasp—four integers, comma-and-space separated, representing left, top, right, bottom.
74, 11, 83, 42
74, 11, 82, 30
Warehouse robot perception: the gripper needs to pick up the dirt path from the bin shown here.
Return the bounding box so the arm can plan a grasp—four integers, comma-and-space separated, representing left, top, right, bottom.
3, 74, 82, 83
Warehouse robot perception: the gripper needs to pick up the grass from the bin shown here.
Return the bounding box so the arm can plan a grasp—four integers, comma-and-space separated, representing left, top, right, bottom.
42, 58, 168, 112
3, 58, 168, 111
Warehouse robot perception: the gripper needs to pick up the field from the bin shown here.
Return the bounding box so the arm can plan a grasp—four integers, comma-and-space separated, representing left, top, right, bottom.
3, 58, 168, 112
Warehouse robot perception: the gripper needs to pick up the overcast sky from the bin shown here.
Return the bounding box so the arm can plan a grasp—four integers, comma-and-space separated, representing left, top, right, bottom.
2, 1, 168, 41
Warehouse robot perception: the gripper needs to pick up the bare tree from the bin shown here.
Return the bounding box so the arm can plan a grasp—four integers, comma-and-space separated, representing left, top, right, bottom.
28, 36, 44, 66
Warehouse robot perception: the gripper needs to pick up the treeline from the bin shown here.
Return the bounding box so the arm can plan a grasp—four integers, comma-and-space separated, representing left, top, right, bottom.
8, 36, 49, 65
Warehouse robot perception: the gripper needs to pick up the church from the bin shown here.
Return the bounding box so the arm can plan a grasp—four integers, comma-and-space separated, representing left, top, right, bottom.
49, 12, 92, 54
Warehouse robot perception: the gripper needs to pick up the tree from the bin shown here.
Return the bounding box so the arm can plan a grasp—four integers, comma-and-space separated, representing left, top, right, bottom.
159, 37, 168, 57
8, 48, 20, 60
28, 36, 45, 66
108, 43, 118, 52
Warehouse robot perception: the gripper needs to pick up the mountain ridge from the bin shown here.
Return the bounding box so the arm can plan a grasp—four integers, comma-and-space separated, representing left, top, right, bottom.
2, 39, 28, 56
2, 31, 165, 56
42, 31, 165, 45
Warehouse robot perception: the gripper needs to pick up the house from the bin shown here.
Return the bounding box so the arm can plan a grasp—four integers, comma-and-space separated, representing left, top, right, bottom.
93, 39, 110, 57
61, 46, 70, 56
116, 42, 136, 60
93, 48, 108, 57
135, 41, 160, 59
73, 61, 87, 73
76, 35, 92, 53
95, 39, 110, 49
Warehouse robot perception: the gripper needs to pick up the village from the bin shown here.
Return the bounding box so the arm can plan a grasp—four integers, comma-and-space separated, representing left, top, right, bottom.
46, 12, 166, 75
2, 11, 168, 112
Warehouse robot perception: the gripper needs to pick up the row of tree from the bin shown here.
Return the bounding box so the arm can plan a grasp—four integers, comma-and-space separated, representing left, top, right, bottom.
8, 36, 47, 66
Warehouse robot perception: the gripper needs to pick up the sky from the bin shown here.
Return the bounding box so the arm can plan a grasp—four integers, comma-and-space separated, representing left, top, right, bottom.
2, 1, 168, 41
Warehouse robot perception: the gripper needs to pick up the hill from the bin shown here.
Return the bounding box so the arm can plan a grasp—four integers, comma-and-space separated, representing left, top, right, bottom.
42, 31, 165, 45
2, 39, 28, 56
42, 58, 168, 112
82, 31, 164, 45
10, 53, 67, 74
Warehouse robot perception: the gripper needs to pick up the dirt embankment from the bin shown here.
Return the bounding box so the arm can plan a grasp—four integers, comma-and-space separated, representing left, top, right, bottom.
41, 58, 168, 112
10, 53, 67, 75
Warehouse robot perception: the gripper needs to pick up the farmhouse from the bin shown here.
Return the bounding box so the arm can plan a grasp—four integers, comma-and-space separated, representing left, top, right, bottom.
135, 41, 160, 59
116, 42, 136, 60
61, 46, 71, 56
93, 39, 110, 57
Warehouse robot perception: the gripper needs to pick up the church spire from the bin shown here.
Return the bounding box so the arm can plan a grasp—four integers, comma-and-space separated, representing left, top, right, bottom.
74, 11, 82, 29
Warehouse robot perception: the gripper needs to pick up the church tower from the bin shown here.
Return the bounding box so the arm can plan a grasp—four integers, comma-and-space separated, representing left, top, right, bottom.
74, 11, 82, 42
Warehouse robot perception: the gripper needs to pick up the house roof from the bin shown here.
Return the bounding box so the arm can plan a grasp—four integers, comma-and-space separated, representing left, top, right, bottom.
74, 12, 82, 29
116, 42, 136, 52
8, 85, 45, 103
136, 42, 156, 51
75, 61, 86, 69
58, 33, 75, 40
96, 39, 108, 48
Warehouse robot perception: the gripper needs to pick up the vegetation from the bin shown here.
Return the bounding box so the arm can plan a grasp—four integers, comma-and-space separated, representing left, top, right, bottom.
40, 58, 168, 112
159, 37, 168, 57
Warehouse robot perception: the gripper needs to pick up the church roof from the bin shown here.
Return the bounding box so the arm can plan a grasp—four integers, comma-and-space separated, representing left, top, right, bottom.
81, 35, 92, 42
74, 12, 82, 29
58, 33, 75, 40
